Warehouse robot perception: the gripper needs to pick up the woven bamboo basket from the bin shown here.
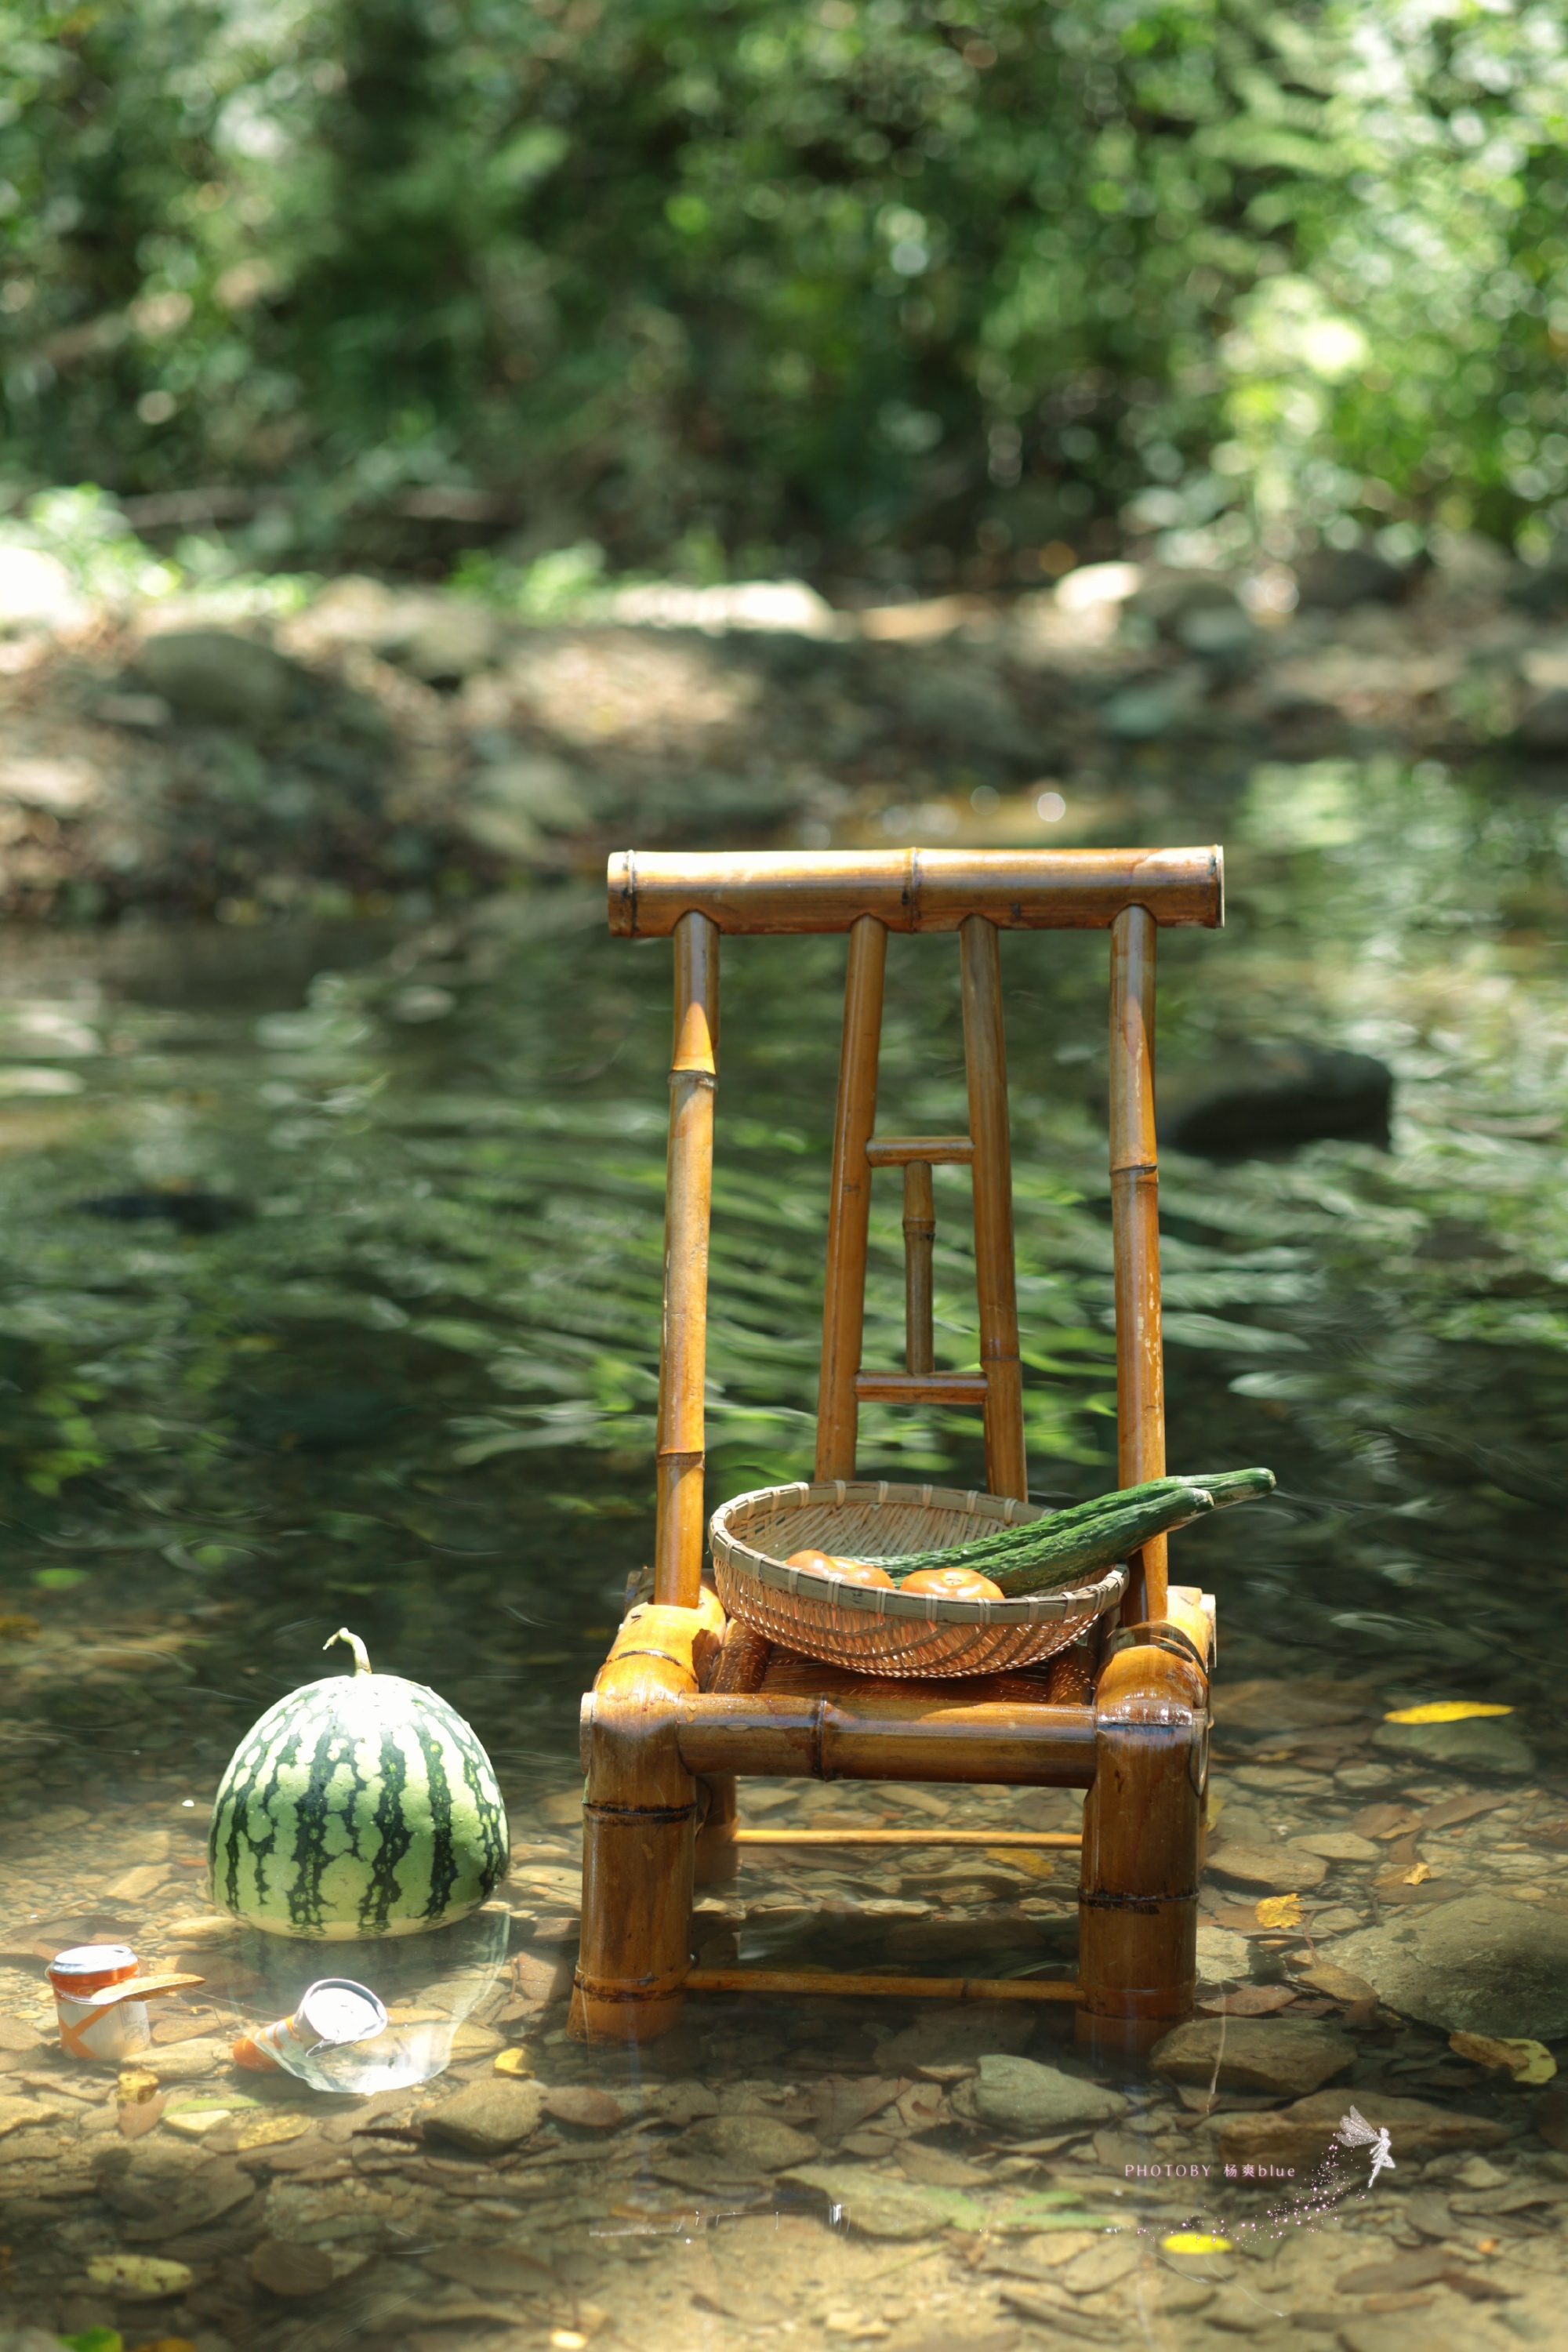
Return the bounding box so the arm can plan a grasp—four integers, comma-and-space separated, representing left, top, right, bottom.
710, 1479, 1127, 1679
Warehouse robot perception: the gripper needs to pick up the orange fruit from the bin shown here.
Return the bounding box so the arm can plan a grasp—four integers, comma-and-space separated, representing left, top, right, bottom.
823, 1559, 894, 1588
786, 1549, 892, 1588
900, 1566, 1004, 1601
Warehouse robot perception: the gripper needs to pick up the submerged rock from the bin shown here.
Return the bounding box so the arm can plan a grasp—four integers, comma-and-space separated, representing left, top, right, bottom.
1207, 1841, 1328, 1894
781, 2161, 985, 2238
1196, 1923, 1252, 1980
877, 1999, 1034, 2071
1218, 2087, 1504, 2171
78, 1189, 253, 1234
962, 2053, 1128, 2133
137, 630, 304, 730
422, 2074, 543, 2154
1326, 1896, 1568, 2040
1157, 1042, 1393, 1157
1150, 2015, 1355, 2098
1516, 688, 1568, 756
1371, 1715, 1534, 1777
1295, 547, 1410, 609
680, 2114, 819, 2173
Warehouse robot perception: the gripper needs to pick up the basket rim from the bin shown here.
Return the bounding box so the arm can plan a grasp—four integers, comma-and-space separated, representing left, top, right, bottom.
710, 1478, 1127, 1627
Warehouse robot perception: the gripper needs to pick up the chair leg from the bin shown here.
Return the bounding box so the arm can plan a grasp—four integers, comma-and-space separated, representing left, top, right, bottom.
1076, 1640, 1206, 2064
693, 1772, 739, 1886
572, 1604, 713, 2044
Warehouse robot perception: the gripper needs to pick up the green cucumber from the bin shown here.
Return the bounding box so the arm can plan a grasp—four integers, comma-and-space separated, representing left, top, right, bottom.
866, 1466, 1275, 1595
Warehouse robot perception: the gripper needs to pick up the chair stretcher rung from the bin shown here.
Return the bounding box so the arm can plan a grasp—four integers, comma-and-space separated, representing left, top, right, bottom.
684, 1966, 1080, 2003
864, 1134, 975, 1166
662, 1691, 1098, 1785
733, 1827, 1080, 1849
854, 1370, 989, 1403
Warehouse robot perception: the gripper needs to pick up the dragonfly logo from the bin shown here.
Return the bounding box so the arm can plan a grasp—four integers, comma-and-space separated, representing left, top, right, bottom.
1335, 2105, 1396, 2187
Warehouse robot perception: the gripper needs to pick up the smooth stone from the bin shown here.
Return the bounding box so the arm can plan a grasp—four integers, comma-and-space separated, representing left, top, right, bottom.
422, 2074, 544, 2155
1150, 2016, 1354, 2099
420, 2244, 555, 2296
472, 752, 590, 831
1196, 1924, 1252, 1981
810, 2076, 902, 2140
137, 630, 302, 729
1295, 546, 1409, 608
117, 2157, 255, 2241
540, 2084, 623, 2129
1519, 688, 1568, 755
645, 2079, 719, 2126
877, 2001, 1034, 2070
1290, 1831, 1381, 1863
137, 2039, 234, 2082
1056, 2234, 1143, 2294
1327, 1896, 1568, 2039
681, 2114, 819, 2172
1230, 1763, 1332, 1793
1207, 1842, 1327, 1893
781, 2161, 985, 2238
965, 2053, 1129, 2133
401, 605, 506, 686
1218, 2089, 1505, 2172
1371, 1717, 1534, 1777
249, 2238, 336, 2298
1156, 1043, 1392, 1158
898, 2141, 989, 2189
1176, 602, 1258, 661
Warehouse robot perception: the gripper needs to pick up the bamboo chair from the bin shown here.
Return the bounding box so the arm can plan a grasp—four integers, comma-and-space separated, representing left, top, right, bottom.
572, 848, 1223, 2063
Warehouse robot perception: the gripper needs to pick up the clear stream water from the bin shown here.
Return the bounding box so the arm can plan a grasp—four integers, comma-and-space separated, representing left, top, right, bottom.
2, 752, 1568, 2350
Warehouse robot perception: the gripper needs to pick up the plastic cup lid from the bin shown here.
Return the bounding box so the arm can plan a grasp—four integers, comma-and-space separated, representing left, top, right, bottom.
49, 1944, 138, 1984
296, 1978, 387, 2047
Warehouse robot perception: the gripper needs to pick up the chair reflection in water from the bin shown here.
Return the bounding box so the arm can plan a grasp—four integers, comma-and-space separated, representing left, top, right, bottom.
571, 848, 1221, 2064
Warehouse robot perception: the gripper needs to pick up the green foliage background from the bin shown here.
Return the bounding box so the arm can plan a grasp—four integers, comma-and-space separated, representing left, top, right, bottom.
3, 0, 1568, 575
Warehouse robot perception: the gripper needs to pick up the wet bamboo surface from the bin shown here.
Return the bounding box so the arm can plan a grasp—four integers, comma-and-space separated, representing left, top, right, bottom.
609, 846, 1225, 934
731, 1826, 1081, 1849
1076, 1640, 1207, 2062
684, 1966, 1081, 2002
901, 1159, 935, 1374
653, 909, 720, 1609
663, 1690, 1098, 1784
1109, 902, 1167, 1625
815, 912, 886, 1479
960, 913, 1026, 1500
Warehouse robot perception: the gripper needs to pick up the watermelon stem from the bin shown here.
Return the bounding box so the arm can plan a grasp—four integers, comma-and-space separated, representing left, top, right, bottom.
325, 1627, 372, 1676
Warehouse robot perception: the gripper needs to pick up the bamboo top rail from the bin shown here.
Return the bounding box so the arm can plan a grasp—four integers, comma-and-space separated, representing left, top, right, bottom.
608, 848, 1224, 937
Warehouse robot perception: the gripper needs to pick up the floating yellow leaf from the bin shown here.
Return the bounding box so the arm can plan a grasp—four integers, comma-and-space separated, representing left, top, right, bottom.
1450, 2031, 1557, 2085
1384, 1702, 1514, 1725
987, 1846, 1055, 1880
1254, 1893, 1304, 1930
1403, 1860, 1432, 1886
1161, 2232, 1232, 2255
86, 2256, 193, 2300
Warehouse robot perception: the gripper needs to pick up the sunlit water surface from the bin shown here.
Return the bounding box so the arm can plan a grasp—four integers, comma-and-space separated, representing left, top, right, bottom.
3, 756, 1568, 2350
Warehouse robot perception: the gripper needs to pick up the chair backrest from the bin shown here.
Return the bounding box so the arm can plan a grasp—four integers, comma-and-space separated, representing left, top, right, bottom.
609, 845, 1224, 1633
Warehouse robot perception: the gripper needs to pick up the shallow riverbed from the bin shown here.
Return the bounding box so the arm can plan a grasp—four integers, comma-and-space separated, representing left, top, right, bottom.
2, 750, 1568, 2352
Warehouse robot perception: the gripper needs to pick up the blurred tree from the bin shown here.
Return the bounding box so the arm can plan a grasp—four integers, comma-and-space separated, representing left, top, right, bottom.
1, 0, 1566, 579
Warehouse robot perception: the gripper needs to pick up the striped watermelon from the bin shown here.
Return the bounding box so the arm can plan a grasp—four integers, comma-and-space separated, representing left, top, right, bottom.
208, 1629, 508, 1940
